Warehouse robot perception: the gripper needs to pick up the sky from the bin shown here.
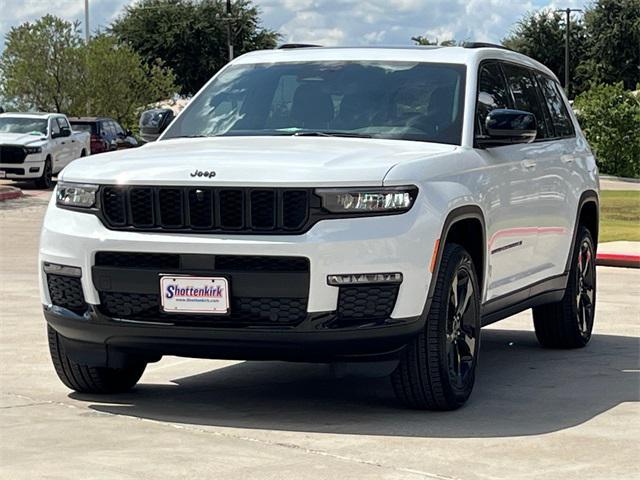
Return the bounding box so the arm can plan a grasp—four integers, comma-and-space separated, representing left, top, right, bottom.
1, 0, 588, 50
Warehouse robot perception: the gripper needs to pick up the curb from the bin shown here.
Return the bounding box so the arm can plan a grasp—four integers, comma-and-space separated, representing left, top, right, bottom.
0, 187, 23, 202
596, 253, 640, 269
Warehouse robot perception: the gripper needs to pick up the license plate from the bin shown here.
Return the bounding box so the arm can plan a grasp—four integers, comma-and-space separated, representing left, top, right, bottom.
0, 171, 5, 179
160, 276, 229, 314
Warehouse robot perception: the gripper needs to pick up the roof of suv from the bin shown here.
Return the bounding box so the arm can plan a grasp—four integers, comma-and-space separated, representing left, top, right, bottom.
233, 45, 557, 81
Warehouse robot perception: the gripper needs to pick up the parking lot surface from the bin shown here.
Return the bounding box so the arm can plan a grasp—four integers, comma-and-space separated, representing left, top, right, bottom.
1, 190, 638, 480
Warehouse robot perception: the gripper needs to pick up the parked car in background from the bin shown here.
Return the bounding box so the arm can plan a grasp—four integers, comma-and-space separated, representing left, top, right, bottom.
68, 117, 138, 154
0, 112, 90, 188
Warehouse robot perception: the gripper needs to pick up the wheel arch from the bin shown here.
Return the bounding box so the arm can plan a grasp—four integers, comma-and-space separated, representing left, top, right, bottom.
565, 190, 599, 273
428, 205, 486, 302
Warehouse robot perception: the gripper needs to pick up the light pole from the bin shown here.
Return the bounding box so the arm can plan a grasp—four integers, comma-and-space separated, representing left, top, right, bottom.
556, 8, 582, 97
84, 0, 90, 42
226, 0, 234, 61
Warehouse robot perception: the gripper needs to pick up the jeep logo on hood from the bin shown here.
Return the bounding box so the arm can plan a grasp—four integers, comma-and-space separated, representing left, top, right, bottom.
190, 169, 216, 178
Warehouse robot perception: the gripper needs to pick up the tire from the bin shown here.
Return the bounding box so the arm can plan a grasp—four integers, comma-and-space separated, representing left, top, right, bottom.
35, 157, 53, 189
47, 325, 146, 394
533, 227, 596, 348
392, 243, 481, 410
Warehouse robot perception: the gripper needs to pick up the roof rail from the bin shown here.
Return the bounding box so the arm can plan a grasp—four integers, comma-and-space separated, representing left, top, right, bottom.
277, 43, 323, 49
463, 42, 512, 51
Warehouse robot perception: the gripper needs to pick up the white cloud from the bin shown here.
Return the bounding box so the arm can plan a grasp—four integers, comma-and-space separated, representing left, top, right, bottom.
1, 0, 589, 51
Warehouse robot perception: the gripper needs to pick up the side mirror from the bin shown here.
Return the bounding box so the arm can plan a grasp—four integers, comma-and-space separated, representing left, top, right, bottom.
477, 109, 537, 148
61, 127, 72, 137
125, 129, 133, 137
139, 108, 175, 143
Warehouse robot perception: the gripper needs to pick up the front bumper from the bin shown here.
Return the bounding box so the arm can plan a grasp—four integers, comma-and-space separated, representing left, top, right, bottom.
40, 198, 440, 362
0, 157, 45, 179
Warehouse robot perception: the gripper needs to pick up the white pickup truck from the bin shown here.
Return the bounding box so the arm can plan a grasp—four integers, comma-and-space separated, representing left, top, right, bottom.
0, 112, 90, 188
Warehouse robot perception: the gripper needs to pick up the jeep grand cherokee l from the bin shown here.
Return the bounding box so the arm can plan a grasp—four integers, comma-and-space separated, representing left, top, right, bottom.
40, 45, 599, 410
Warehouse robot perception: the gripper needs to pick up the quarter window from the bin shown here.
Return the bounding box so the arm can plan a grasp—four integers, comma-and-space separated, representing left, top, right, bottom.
537, 75, 575, 138
502, 64, 550, 139
476, 63, 510, 137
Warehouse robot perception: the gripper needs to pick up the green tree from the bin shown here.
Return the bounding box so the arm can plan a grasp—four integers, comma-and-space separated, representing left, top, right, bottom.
0, 15, 84, 112
574, 83, 640, 178
110, 0, 280, 95
82, 35, 176, 130
502, 9, 587, 96
577, 0, 640, 90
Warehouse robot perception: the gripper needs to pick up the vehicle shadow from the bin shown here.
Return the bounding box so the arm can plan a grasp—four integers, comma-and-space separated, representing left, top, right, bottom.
76, 329, 639, 438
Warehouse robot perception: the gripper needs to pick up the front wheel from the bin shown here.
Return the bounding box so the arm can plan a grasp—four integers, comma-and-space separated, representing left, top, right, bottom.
35, 158, 53, 189
392, 243, 481, 410
533, 227, 596, 348
48, 325, 146, 394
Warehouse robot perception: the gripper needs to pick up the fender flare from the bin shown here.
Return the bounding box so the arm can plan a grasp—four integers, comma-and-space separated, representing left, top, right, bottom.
564, 189, 599, 273
426, 205, 487, 306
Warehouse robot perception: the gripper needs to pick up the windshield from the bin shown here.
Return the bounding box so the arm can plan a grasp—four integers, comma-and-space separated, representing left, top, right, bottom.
163, 61, 466, 145
0, 117, 48, 135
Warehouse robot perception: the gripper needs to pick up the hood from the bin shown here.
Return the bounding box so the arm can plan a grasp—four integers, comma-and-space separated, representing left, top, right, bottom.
60, 136, 458, 186
0, 132, 47, 146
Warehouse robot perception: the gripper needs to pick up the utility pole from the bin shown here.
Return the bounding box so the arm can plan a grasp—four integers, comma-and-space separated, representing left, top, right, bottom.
226, 0, 234, 61
556, 8, 582, 97
84, 0, 90, 42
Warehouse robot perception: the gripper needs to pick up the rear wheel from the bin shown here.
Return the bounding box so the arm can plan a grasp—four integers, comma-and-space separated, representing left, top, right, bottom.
392, 243, 481, 410
35, 158, 53, 189
533, 227, 596, 348
47, 325, 146, 394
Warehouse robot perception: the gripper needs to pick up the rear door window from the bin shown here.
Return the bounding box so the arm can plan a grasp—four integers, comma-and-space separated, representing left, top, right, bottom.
476, 63, 511, 137
502, 63, 551, 140
537, 75, 575, 138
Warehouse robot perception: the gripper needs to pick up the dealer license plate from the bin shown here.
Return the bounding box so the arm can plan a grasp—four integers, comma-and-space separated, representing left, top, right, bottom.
160, 276, 229, 314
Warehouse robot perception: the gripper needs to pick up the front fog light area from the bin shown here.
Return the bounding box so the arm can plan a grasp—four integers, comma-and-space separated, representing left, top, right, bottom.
56, 182, 98, 208
327, 272, 403, 286
316, 187, 417, 213
43, 262, 82, 277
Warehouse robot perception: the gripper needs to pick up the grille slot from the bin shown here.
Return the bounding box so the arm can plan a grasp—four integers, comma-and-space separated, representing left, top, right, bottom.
98, 186, 312, 234
95, 252, 180, 269
47, 274, 87, 314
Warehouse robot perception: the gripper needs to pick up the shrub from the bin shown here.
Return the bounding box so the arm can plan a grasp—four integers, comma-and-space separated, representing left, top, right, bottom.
574, 83, 640, 178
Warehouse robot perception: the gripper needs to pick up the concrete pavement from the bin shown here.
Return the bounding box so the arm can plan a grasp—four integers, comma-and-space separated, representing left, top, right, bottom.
1, 193, 639, 480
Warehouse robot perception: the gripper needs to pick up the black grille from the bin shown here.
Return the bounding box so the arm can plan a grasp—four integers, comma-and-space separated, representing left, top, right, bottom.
95, 252, 180, 269
99, 292, 307, 326
337, 285, 399, 322
99, 187, 311, 234
94, 252, 308, 272
47, 274, 87, 313
0, 146, 27, 164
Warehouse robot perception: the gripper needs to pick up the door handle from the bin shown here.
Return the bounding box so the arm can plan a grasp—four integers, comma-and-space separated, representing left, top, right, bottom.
521, 159, 536, 169
60, 141, 66, 145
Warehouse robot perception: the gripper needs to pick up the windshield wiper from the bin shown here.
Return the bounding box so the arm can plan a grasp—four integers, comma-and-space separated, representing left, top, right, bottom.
292, 131, 371, 138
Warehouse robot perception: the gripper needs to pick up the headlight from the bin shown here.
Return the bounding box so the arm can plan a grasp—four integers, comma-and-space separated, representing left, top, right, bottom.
24, 146, 42, 154
56, 182, 98, 208
315, 186, 417, 213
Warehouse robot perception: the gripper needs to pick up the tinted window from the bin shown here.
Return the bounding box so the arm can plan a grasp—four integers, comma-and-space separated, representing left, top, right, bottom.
56, 117, 70, 130
113, 121, 125, 136
502, 64, 550, 139
476, 63, 510, 137
50, 118, 60, 136
537, 75, 575, 138
164, 61, 467, 145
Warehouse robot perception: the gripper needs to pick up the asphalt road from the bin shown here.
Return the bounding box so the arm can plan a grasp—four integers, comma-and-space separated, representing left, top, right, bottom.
1, 190, 638, 480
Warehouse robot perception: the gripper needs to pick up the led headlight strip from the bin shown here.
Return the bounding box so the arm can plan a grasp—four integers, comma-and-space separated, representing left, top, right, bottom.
315, 186, 417, 213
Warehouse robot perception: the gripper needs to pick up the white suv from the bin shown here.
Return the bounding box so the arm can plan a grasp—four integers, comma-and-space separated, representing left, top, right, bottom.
40, 45, 599, 410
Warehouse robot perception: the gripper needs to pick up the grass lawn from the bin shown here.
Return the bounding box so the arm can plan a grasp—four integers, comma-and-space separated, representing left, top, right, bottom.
599, 190, 640, 242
